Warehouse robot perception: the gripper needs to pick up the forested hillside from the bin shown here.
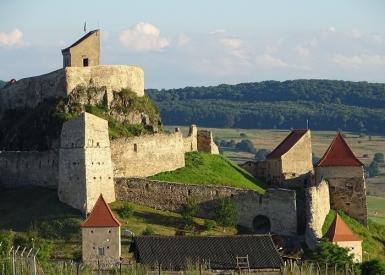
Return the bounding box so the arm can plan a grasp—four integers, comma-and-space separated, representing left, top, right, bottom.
147, 80, 385, 134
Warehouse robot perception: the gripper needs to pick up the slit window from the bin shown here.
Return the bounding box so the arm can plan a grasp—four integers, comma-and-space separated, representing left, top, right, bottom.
83, 58, 89, 67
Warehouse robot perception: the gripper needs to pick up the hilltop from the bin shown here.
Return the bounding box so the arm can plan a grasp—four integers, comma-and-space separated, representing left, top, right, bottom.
147, 79, 385, 134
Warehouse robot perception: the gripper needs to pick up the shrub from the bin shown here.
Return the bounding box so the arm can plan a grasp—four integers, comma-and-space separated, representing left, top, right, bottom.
235, 139, 256, 153
255, 149, 271, 161
117, 203, 134, 219
373, 152, 384, 163
310, 241, 354, 270
215, 198, 238, 230
239, 133, 247, 138
0, 230, 15, 256
142, 226, 156, 236
203, 219, 216, 231
361, 259, 385, 275
181, 198, 199, 227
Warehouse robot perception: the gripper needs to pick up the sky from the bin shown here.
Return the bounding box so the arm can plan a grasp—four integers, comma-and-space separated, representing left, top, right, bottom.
0, 0, 385, 89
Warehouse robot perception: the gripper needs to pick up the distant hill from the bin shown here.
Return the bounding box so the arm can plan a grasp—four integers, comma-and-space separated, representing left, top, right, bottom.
147, 80, 385, 134
0, 80, 5, 89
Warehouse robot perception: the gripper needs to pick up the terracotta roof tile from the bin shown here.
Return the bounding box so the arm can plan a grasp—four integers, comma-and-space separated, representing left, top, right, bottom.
81, 194, 121, 228
325, 214, 361, 242
266, 129, 308, 159
316, 132, 363, 167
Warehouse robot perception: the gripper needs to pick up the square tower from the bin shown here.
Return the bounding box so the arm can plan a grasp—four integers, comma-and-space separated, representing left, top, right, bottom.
58, 112, 115, 213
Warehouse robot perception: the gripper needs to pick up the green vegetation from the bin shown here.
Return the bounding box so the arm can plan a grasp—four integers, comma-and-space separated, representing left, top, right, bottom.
181, 197, 199, 228
322, 209, 385, 261
367, 196, 385, 225
361, 259, 385, 275
148, 80, 385, 134
214, 198, 238, 230
310, 241, 354, 271
149, 152, 265, 193
116, 202, 134, 219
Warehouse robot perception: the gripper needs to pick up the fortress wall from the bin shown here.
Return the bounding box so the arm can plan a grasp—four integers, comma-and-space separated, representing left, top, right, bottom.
183, 125, 198, 152
197, 130, 219, 154
0, 69, 67, 113
115, 178, 297, 235
0, 150, 58, 188
240, 161, 267, 179
305, 180, 330, 249
316, 166, 367, 225
111, 132, 185, 178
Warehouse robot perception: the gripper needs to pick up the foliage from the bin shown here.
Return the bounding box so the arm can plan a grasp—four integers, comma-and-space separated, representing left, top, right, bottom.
142, 226, 156, 236
360, 259, 385, 275
235, 139, 256, 153
181, 198, 199, 227
214, 198, 238, 229
255, 149, 271, 161
147, 79, 385, 134
310, 241, 354, 270
117, 202, 134, 219
373, 152, 384, 163
203, 219, 216, 231
0, 230, 15, 256
149, 152, 265, 192
367, 161, 380, 177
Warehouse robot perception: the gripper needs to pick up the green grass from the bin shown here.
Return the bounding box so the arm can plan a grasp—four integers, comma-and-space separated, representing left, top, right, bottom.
149, 152, 265, 193
367, 196, 385, 225
322, 209, 385, 261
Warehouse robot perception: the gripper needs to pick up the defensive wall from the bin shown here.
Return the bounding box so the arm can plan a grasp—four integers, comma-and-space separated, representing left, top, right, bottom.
114, 178, 298, 235
0, 65, 144, 114
0, 150, 58, 188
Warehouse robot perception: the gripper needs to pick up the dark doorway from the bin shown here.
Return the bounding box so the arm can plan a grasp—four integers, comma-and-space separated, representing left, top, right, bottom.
252, 215, 271, 233
83, 58, 89, 67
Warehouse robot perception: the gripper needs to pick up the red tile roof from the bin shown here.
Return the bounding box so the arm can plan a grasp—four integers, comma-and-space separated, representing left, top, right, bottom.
325, 214, 361, 242
81, 194, 121, 228
316, 132, 363, 167
266, 129, 308, 159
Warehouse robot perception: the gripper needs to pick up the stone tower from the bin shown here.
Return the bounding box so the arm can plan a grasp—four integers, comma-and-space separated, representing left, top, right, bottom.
58, 112, 115, 213
61, 29, 100, 67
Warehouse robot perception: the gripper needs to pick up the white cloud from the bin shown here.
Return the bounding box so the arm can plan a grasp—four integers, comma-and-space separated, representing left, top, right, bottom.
295, 46, 310, 57
328, 26, 336, 33
119, 22, 169, 52
0, 29, 23, 47
255, 54, 288, 68
347, 29, 362, 39
176, 33, 191, 46
220, 37, 244, 49
332, 54, 385, 69
210, 29, 226, 35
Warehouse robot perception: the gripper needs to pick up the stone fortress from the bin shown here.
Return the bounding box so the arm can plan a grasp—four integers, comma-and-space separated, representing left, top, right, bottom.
0, 30, 367, 260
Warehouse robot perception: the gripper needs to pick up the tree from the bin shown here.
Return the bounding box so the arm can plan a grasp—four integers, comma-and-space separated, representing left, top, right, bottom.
215, 198, 238, 230
361, 259, 385, 275
181, 197, 199, 227
310, 241, 354, 270
254, 149, 271, 161
117, 202, 134, 219
367, 161, 380, 177
373, 152, 384, 163
235, 139, 256, 154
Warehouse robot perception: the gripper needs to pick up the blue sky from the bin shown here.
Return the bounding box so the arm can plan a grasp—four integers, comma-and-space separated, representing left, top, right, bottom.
1, 0, 385, 88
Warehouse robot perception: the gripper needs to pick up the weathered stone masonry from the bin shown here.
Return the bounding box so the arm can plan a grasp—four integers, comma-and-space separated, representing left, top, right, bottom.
114, 178, 297, 235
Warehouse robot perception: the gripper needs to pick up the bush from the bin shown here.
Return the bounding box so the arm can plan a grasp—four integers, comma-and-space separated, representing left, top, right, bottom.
142, 226, 156, 236
235, 139, 256, 153
203, 219, 216, 231
181, 198, 199, 227
310, 241, 354, 270
0, 230, 15, 256
367, 161, 380, 177
239, 133, 247, 138
117, 202, 134, 219
373, 152, 384, 163
361, 259, 385, 275
215, 198, 238, 230
254, 149, 271, 161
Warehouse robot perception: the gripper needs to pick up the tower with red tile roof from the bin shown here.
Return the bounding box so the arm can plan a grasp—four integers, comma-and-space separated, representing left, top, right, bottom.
265, 129, 313, 184
81, 194, 121, 265
324, 213, 362, 262
315, 132, 367, 225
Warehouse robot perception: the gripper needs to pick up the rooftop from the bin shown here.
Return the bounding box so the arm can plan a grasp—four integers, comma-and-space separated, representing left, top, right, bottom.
316, 132, 363, 167
325, 214, 361, 242
61, 29, 99, 53
266, 129, 308, 159
81, 194, 121, 228
133, 235, 283, 270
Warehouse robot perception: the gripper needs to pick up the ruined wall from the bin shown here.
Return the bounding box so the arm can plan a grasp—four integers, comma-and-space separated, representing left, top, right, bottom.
111, 132, 185, 178
0, 150, 58, 188
316, 166, 367, 225
305, 180, 330, 249
58, 112, 115, 213
66, 30, 100, 67
0, 65, 144, 114
115, 178, 297, 235
197, 130, 219, 154
240, 161, 267, 179
183, 125, 198, 152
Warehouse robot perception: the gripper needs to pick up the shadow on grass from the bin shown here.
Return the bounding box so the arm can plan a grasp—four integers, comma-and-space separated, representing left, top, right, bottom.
134, 211, 200, 230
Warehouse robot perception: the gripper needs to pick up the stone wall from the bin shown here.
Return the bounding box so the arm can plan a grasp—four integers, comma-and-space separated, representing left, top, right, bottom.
240, 161, 267, 179
305, 180, 330, 249
315, 166, 367, 225
111, 132, 185, 178
0, 150, 58, 188
183, 125, 198, 152
64, 30, 100, 67
114, 178, 298, 235
197, 130, 219, 154
0, 65, 144, 114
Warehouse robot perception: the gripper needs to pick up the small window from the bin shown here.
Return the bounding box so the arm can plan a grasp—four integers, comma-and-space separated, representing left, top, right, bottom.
96, 142, 100, 147
134, 143, 138, 152
107, 246, 110, 249
98, 247, 104, 256
83, 58, 89, 67
91, 230, 94, 233
188, 189, 192, 196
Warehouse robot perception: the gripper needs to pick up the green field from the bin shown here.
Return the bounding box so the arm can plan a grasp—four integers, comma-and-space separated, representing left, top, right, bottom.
149, 152, 265, 193
367, 196, 385, 225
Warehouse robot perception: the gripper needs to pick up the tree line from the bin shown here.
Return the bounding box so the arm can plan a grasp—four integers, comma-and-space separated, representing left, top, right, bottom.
147, 79, 385, 134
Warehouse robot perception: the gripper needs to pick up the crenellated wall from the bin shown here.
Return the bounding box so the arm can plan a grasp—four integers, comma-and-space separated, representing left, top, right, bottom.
114, 178, 298, 235
0, 150, 58, 188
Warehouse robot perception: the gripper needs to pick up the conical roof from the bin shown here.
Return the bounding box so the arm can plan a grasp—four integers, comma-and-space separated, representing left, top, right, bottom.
316, 132, 363, 167
81, 194, 121, 228
325, 214, 361, 242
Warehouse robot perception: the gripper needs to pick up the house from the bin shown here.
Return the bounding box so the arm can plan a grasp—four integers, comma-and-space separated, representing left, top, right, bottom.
265, 129, 313, 184
61, 29, 100, 67
81, 194, 121, 265
315, 132, 367, 225
324, 214, 362, 263
132, 235, 283, 274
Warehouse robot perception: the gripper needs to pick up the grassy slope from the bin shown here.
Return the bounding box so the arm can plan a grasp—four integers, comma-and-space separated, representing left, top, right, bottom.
149, 152, 265, 193
322, 209, 385, 261
0, 187, 235, 259
367, 196, 385, 225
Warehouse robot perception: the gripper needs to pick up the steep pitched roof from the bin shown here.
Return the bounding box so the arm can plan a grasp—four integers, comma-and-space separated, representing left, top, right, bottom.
133, 235, 283, 270
325, 214, 361, 242
266, 129, 308, 159
81, 194, 121, 228
61, 29, 99, 53
316, 132, 363, 167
